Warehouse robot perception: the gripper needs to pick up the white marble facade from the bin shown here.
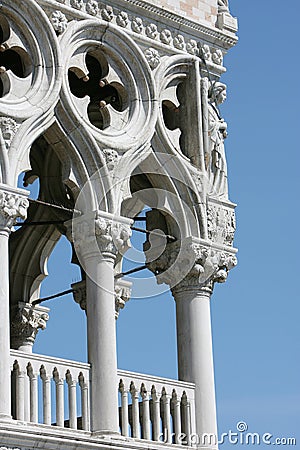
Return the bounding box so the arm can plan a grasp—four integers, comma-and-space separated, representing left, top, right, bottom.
0, 0, 237, 448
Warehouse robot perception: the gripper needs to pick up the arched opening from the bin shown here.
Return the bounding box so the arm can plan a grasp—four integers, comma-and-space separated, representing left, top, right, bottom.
117, 168, 183, 379
9, 132, 86, 360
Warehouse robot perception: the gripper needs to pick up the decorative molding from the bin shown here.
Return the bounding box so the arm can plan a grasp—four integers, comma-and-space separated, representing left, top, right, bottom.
0, 186, 29, 231
38, 0, 237, 67
10, 302, 50, 351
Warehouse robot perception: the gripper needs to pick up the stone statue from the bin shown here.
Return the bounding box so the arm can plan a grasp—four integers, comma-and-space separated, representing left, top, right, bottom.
218, 0, 229, 13
206, 82, 228, 198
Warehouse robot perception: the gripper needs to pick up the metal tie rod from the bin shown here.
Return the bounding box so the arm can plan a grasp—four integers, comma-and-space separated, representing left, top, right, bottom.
131, 225, 176, 242
28, 198, 81, 216
15, 220, 65, 227
32, 288, 74, 306
115, 265, 148, 280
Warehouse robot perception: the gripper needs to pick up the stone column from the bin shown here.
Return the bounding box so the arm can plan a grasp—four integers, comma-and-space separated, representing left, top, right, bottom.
0, 184, 29, 420
71, 210, 131, 434
146, 237, 237, 449
173, 282, 217, 447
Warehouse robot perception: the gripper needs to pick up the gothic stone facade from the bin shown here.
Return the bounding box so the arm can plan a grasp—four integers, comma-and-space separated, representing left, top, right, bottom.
0, 0, 237, 449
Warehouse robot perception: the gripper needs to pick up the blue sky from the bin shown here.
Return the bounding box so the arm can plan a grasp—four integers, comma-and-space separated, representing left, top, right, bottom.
32, 0, 299, 444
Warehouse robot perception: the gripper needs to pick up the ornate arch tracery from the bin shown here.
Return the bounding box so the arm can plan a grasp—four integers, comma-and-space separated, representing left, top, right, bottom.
0, 0, 237, 346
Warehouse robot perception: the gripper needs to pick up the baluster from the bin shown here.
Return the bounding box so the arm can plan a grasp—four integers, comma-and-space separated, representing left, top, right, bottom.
40, 365, 52, 425
13, 361, 25, 421
151, 385, 161, 441
66, 370, 77, 429
119, 380, 129, 437
79, 372, 89, 431
171, 389, 181, 444
140, 383, 150, 440
182, 392, 191, 445
24, 368, 30, 422
53, 367, 64, 427
27, 363, 38, 423
161, 388, 172, 443
130, 382, 140, 438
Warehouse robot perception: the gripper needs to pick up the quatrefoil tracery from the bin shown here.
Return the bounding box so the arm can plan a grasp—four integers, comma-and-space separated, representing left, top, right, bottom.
0, 15, 33, 98
162, 83, 188, 158
68, 51, 128, 131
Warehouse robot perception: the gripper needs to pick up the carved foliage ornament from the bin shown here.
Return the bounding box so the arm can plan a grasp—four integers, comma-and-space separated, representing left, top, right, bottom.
50, 10, 68, 34
144, 48, 160, 70
72, 214, 132, 258
10, 303, 49, 350
146, 239, 237, 291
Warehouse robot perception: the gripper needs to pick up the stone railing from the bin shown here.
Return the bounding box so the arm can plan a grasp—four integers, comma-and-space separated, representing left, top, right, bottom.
10, 350, 90, 430
10, 350, 196, 445
118, 369, 196, 444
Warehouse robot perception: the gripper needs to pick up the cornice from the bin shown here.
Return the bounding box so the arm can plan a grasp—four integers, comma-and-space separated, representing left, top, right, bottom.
37, 0, 238, 55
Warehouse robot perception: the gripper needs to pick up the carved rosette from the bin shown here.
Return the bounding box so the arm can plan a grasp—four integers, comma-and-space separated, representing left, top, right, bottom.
10, 302, 49, 351
0, 186, 29, 232
146, 237, 237, 293
71, 278, 132, 319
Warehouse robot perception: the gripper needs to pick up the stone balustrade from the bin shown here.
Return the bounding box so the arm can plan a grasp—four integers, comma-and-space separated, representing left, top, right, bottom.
10, 350, 196, 446
10, 350, 90, 431
118, 370, 196, 444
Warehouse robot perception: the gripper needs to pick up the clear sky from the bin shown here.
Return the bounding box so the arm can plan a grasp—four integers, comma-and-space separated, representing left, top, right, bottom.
32, 0, 299, 445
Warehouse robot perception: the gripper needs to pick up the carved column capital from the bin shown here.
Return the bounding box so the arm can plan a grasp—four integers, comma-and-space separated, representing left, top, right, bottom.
69, 211, 132, 262
71, 278, 132, 319
10, 302, 49, 352
145, 236, 237, 294
0, 184, 29, 233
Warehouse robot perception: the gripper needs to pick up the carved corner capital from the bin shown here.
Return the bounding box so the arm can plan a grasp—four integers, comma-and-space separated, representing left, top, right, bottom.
0, 184, 29, 232
71, 278, 132, 319
10, 302, 50, 352
146, 236, 237, 293
68, 211, 132, 261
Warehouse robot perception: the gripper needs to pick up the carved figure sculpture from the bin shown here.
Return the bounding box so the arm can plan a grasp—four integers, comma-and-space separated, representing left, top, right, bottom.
218, 0, 229, 12
206, 82, 228, 198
